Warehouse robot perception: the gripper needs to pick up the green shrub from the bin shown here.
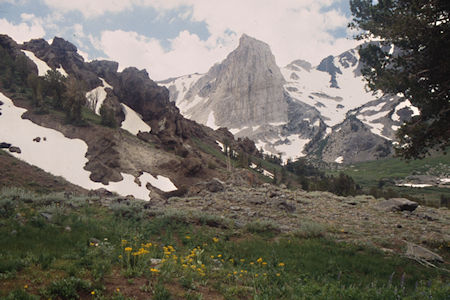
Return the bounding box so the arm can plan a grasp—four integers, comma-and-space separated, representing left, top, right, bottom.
294, 219, 327, 238
244, 220, 279, 234
153, 282, 171, 300
2, 289, 39, 300
43, 277, 91, 300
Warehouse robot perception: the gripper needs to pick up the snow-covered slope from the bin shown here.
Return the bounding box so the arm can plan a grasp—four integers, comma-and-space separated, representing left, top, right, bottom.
0, 92, 176, 200
282, 49, 380, 127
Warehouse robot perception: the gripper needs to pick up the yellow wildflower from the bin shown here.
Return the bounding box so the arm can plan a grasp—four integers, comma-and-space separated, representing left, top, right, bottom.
256, 257, 263, 263
278, 262, 285, 267
212, 237, 219, 243
24, 284, 28, 289
150, 268, 160, 273
255, 273, 259, 277
217, 254, 222, 258
91, 291, 95, 295
124, 247, 132, 252
185, 235, 191, 239
240, 259, 245, 262
262, 262, 267, 266
121, 239, 127, 246
276, 273, 281, 277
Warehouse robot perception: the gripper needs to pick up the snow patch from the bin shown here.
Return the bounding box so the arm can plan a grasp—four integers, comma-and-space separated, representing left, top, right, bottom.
262, 169, 274, 179
392, 100, 420, 122
139, 173, 177, 192
22, 50, 51, 76
335, 156, 344, 164
357, 110, 390, 139
440, 178, 450, 184
269, 121, 286, 126
206, 111, 219, 130
396, 183, 433, 188
86, 78, 113, 115
56, 65, 68, 77
359, 102, 385, 113
273, 135, 310, 163
121, 104, 151, 135
216, 140, 225, 152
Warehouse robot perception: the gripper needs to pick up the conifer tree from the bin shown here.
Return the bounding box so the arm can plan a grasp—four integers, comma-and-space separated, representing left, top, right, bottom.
350, 0, 449, 158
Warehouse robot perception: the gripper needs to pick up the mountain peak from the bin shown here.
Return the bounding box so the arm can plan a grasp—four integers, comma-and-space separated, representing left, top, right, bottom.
238, 34, 269, 49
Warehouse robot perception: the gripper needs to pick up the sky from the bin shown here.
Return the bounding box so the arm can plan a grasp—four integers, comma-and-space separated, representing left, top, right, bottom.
0, 0, 360, 81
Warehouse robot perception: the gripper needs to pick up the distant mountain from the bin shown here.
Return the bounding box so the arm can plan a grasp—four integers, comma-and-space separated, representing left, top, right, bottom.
163, 35, 419, 164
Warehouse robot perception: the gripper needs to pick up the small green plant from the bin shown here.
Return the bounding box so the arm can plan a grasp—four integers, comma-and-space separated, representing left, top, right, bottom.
43, 277, 91, 299
244, 220, 279, 234
294, 219, 327, 238
153, 281, 172, 300
3, 289, 40, 300
185, 290, 203, 300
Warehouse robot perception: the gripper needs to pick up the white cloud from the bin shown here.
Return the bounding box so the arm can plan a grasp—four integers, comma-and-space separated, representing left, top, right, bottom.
98, 29, 235, 80
0, 14, 45, 43
42, 0, 359, 78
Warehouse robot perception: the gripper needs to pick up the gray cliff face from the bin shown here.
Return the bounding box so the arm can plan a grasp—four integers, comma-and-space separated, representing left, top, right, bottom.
182, 34, 288, 128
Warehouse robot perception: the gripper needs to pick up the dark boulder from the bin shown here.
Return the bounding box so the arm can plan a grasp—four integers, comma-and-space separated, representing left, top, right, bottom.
9, 146, 21, 153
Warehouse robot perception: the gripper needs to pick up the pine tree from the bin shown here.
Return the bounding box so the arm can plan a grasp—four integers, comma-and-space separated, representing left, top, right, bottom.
44, 69, 66, 110
63, 77, 86, 124
349, 0, 450, 158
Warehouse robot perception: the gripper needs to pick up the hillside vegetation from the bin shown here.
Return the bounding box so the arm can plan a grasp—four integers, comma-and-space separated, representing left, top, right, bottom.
329, 152, 450, 206
0, 187, 449, 299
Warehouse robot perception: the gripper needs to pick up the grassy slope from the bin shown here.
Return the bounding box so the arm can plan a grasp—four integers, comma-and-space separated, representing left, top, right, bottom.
328, 152, 450, 205
0, 188, 448, 299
